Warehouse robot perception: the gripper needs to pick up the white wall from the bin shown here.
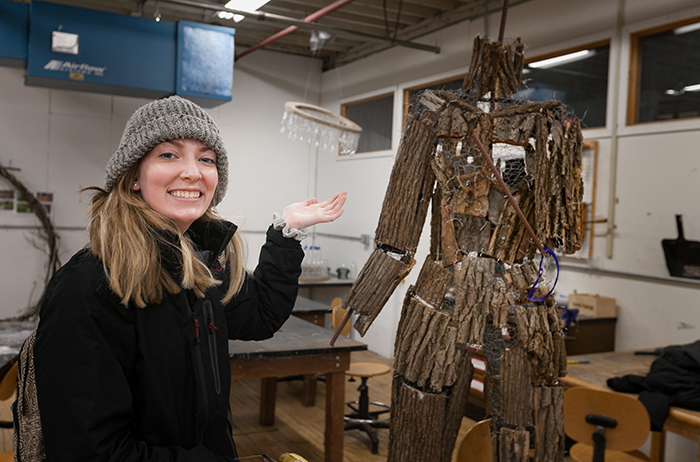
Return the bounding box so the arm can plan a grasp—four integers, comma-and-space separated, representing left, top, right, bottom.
315, 0, 700, 459
0, 48, 321, 316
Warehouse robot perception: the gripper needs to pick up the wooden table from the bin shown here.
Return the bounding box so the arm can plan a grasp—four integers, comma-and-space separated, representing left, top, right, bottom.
292, 296, 332, 327
563, 349, 700, 462
229, 315, 367, 462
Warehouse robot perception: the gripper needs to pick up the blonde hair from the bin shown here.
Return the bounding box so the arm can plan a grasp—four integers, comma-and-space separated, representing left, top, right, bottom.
86, 168, 245, 308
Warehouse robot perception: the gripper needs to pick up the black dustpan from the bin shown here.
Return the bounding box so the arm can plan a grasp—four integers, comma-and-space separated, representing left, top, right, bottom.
662, 214, 700, 279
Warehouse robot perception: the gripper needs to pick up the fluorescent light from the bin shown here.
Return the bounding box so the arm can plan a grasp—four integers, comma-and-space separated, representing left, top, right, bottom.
664, 84, 700, 96
528, 49, 594, 69
224, 0, 270, 12
216, 10, 245, 22
674, 22, 700, 35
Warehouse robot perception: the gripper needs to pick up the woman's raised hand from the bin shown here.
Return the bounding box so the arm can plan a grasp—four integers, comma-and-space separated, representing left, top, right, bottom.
281, 192, 347, 230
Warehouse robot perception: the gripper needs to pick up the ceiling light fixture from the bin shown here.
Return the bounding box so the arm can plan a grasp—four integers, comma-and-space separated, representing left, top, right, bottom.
528, 49, 594, 69
673, 22, 700, 35
224, 0, 270, 13
309, 30, 333, 52
218, 1, 268, 22
154, 2, 161, 22
216, 10, 245, 22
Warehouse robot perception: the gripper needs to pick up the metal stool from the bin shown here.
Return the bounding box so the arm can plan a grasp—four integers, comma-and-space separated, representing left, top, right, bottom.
331, 298, 391, 454
343, 362, 391, 454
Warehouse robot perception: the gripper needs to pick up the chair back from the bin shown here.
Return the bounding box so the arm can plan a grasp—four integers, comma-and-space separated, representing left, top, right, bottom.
0, 361, 18, 401
456, 418, 492, 462
331, 297, 350, 337
564, 387, 650, 452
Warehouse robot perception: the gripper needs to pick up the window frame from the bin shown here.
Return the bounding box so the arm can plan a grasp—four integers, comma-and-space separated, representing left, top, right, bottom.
626, 15, 700, 126
339, 90, 396, 157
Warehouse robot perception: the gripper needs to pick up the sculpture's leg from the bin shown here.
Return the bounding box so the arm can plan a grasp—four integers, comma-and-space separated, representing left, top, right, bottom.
481, 261, 567, 462
388, 255, 474, 462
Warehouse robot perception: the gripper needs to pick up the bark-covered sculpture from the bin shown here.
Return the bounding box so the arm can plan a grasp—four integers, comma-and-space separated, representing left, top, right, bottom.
342, 36, 583, 462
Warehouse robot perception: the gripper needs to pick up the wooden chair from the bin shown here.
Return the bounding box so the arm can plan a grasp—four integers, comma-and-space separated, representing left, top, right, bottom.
0, 361, 17, 459
0, 362, 17, 402
331, 298, 391, 455
455, 418, 492, 462
564, 387, 651, 462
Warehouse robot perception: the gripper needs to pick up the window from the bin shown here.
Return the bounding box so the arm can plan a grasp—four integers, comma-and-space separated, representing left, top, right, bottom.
516, 41, 610, 129
629, 17, 700, 124
341, 93, 394, 154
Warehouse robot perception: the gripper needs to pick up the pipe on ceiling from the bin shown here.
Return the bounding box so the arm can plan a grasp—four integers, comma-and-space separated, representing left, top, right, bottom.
160, 0, 440, 57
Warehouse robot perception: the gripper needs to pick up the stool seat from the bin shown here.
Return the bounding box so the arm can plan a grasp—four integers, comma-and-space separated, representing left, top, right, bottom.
347, 362, 391, 378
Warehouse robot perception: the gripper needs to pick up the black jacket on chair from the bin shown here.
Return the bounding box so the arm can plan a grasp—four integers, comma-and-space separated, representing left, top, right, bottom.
34, 220, 303, 461
607, 340, 700, 431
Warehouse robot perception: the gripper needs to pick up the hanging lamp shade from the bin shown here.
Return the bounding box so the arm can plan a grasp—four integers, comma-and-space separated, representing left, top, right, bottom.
281, 101, 362, 156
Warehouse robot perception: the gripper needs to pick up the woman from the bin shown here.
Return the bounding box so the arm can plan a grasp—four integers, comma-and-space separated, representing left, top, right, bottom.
32, 96, 346, 461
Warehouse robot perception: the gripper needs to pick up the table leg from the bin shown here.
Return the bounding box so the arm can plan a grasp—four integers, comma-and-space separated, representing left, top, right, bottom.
325, 371, 345, 462
650, 431, 665, 462
260, 377, 277, 426
303, 374, 317, 407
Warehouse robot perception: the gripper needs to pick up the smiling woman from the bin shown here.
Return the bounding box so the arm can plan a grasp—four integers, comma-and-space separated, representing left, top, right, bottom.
24, 95, 346, 462
135, 138, 219, 232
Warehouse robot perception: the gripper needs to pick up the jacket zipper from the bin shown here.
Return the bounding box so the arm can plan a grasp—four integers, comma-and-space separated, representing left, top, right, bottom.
186, 296, 209, 445
203, 299, 221, 394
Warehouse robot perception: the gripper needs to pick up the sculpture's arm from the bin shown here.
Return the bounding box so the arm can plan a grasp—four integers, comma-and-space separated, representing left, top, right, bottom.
343, 99, 441, 335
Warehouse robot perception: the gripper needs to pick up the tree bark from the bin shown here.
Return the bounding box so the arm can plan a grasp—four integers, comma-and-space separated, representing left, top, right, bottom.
388, 355, 474, 462
374, 111, 436, 253
344, 248, 415, 335
453, 256, 495, 345
533, 386, 565, 462
496, 427, 530, 462
393, 294, 460, 391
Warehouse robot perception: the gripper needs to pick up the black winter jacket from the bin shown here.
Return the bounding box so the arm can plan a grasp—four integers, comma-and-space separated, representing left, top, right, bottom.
34, 219, 304, 461
607, 340, 700, 431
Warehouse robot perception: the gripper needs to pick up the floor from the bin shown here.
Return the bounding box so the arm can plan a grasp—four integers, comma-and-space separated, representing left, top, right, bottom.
229, 349, 479, 462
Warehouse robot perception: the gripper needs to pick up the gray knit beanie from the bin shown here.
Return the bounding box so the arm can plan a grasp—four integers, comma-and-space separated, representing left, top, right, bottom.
105, 95, 229, 204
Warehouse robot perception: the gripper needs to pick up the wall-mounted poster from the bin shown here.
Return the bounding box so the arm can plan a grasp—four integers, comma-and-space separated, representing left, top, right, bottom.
0, 190, 13, 211
15, 191, 54, 217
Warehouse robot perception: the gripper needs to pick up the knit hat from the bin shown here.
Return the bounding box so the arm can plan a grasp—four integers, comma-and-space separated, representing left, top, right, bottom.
105, 95, 229, 204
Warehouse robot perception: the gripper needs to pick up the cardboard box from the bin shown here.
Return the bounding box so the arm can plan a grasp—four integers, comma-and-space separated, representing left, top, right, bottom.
568, 292, 617, 319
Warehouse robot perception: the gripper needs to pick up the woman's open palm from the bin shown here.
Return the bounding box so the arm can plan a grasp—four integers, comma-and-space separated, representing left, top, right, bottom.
282, 192, 347, 229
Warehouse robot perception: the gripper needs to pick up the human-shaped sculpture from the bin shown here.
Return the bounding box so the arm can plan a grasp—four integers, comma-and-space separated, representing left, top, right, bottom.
342, 35, 583, 462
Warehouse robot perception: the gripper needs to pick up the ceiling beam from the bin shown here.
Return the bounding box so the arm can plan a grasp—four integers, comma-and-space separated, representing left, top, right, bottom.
268, 0, 429, 22
263, 5, 415, 31
332, 0, 531, 68
401, 0, 459, 12
160, 0, 440, 54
